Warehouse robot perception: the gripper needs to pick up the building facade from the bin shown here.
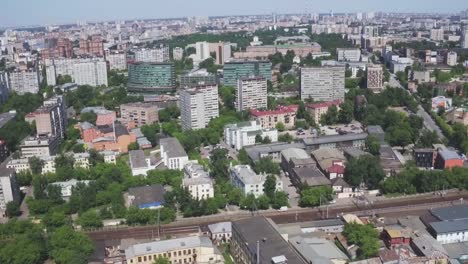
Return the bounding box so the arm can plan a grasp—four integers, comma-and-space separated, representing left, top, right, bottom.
73, 60, 108, 87
127, 62, 176, 94
430, 28, 444, 41
106, 51, 127, 70
250, 105, 298, 129
120, 102, 159, 127
20, 135, 60, 158
337, 48, 361, 62
0, 168, 20, 217
224, 121, 278, 150
223, 60, 271, 87
306, 100, 342, 124
182, 161, 214, 200
8, 70, 40, 94
446, 51, 458, 66
172, 47, 184, 60
180, 68, 217, 87
79, 35, 104, 56
229, 165, 282, 197
180, 84, 219, 131
300, 66, 345, 102
367, 64, 384, 92
160, 137, 189, 170
134, 46, 170, 63
236, 76, 267, 111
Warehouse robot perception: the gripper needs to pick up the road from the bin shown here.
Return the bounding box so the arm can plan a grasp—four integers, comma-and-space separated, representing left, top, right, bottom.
389, 73, 445, 140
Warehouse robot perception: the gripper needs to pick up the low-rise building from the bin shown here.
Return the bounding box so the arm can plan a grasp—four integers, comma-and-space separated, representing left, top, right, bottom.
102, 151, 118, 164
229, 165, 282, 198
159, 137, 189, 170
431, 96, 452, 111
250, 105, 298, 130
125, 236, 223, 264
290, 167, 331, 188
7, 153, 90, 174
129, 150, 159, 176
224, 121, 278, 150
311, 148, 346, 177
208, 221, 232, 244
125, 185, 165, 209
280, 147, 316, 176
182, 161, 214, 200
306, 100, 342, 124
413, 148, 435, 168
0, 168, 21, 217
20, 134, 61, 158
49, 179, 92, 199
302, 133, 368, 151
289, 236, 349, 263
245, 142, 306, 163
120, 102, 159, 127
434, 149, 463, 169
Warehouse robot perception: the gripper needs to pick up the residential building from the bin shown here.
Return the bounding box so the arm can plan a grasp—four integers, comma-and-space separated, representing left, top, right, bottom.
124, 236, 223, 264
194, 41, 210, 62
79, 35, 104, 56
302, 133, 368, 151
102, 151, 118, 164
446, 107, 468, 126
182, 161, 214, 200
0, 140, 9, 163
224, 121, 278, 150
223, 60, 271, 87
306, 100, 342, 124
134, 46, 169, 63
447, 51, 458, 66
0, 72, 9, 105
50, 179, 92, 199
172, 47, 184, 60
7, 153, 90, 174
0, 168, 20, 217
73, 59, 108, 87
367, 64, 384, 92
125, 185, 165, 209
311, 148, 346, 176
159, 137, 189, 170
250, 105, 298, 130
91, 123, 137, 153
180, 84, 219, 130
106, 51, 127, 70
209, 42, 231, 65
434, 149, 463, 169
337, 48, 361, 62
236, 76, 267, 111
81, 107, 116, 126
20, 134, 60, 158
34, 105, 66, 138
120, 102, 159, 127
234, 43, 322, 59
430, 28, 444, 41
208, 222, 232, 245
413, 148, 435, 168
231, 217, 307, 264
8, 70, 40, 94
180, 68, 217, 87
43, 94, 67, 135
461, 27, 468, 49
229, 165, 282, 198
41, 38, 73, 59
127, 62, 176, 94
300, 66, 345, 102
129, 150, 158, 176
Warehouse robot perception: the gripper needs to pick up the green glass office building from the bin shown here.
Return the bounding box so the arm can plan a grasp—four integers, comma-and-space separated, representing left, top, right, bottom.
223, 60, 272, 87
128, 62, 176, 94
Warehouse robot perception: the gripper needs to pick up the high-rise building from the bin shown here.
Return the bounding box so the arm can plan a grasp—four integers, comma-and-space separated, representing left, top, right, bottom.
363, 26, 379, 37
195, 41, 210, 62
180, 68, 217, 87
127, 62, 176, 94
173, 47, 184, 60
0, 72, 9, 105
45, 58, 108, 86
337, 48, 361, 62
34, 105, 65, 138
41, 38, 73, 60
209, 42, 232, 65
223, 60, 271, 87
300, 66, 345, 102
236, 76, 267, 111
180, 84, 219, 130
120, 102, 159, 127
73, 60, 108, 87
430, 28, 444, 41
447, 51, 458, 66
8, 70, 40, 94
79, 35, 104, 57
134, 45, 170, 63
367, 64, 384, 92
43, 95, 67, 136
0, 168, 20, 216
106, 51, 127, 71
462, 27, 468, 49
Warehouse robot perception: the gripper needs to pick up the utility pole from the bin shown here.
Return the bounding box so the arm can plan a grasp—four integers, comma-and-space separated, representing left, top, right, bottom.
157, 208, 161, 239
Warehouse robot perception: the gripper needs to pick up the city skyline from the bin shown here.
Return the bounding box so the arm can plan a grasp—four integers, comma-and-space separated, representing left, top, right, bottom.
3, 0, 468, 27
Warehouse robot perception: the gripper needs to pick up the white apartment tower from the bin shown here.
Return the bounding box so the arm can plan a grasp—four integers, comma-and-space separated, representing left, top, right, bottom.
447, 51, 458, 66
430, 28, 444, 41
367, 64, 384, 92
134, 46, 170, 63
173, 47, 184, 60
195, 41, 210, 62
0, 168, 20, 216
180, 84, 219, 130
73, 60, 108, 87
300, 66, 345, 102
236, 76, 267, 112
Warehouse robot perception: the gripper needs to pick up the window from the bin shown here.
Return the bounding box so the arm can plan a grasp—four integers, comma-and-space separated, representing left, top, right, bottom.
183, 250, 186, 255
144, 256, 147, 261
138, 257, 142, 262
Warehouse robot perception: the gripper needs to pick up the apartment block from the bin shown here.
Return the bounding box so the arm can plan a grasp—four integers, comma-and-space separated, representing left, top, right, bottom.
0, 72, 9, 105
236, 76, 267, 111
34, 105, 65, 138
300, 66, 345, 102
120, 102, 159, 127
430, 28, 444, 41
182, 161, 214, 200
106, 51, 127, 70
337, 48, 361, 62
180, 84, 219, 131
250, 105, 298, 130
229, 165, 282, 197
463, 28, 468, 49
134, 46, 170, 63
41, 38, 73, 60
0, 168, 20, 217
73, 60, 108, 87
209, 42, 231, 65
8, 70, 40, 94
20, 134, 60, 158
79, 35, 104, 57
172, 47, 184, 60
306, 100, 342, 124
446, 51, 458, 66
367, 64, 384, 92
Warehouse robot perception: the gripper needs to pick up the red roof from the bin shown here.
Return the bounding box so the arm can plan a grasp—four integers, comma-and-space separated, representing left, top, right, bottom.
328, 164, 345, 174
250, 105, 298, 117
306, 100, 342, 109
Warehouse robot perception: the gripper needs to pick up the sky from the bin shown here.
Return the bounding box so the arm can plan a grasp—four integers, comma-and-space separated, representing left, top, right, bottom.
2, 0, 468, 27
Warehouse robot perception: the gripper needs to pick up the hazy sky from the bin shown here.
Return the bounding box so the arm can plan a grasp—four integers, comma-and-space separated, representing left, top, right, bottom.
3, 0, 468, 27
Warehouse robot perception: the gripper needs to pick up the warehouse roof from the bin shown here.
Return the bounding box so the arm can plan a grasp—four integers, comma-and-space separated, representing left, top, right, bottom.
302, 133, 368, 146
431, 204, 468, 221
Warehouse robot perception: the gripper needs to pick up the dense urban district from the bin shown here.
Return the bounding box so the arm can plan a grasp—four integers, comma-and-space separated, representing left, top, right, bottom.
0, 8, 468, 264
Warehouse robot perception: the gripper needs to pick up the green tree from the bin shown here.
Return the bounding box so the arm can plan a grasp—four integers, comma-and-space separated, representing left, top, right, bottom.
66, 127, 81, 141
78, 210, 103, 229
56, 74, 73, 85
338, 101, 354, 124
299, 186, 333, 207
416, 129, 439, 148
321, 105, 338, 125
49, 226, 94, 264
278, 133, 294, 143
6, 201, 21, 217
153, 257, 171, 264
72, 144, 85, 153
28, 156, 44, 175
238, 148, 250, 165
343, 223, 379, 258
275, 122, 286, 132
365, 136, 381, 156
254, 157, 280, 175
43, 211, 70, 230
79, 111, 97, 124
263, 175, 277, 200
344, 156, 385, 189
271, 191, 289, 209
128, 142, 139, 151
